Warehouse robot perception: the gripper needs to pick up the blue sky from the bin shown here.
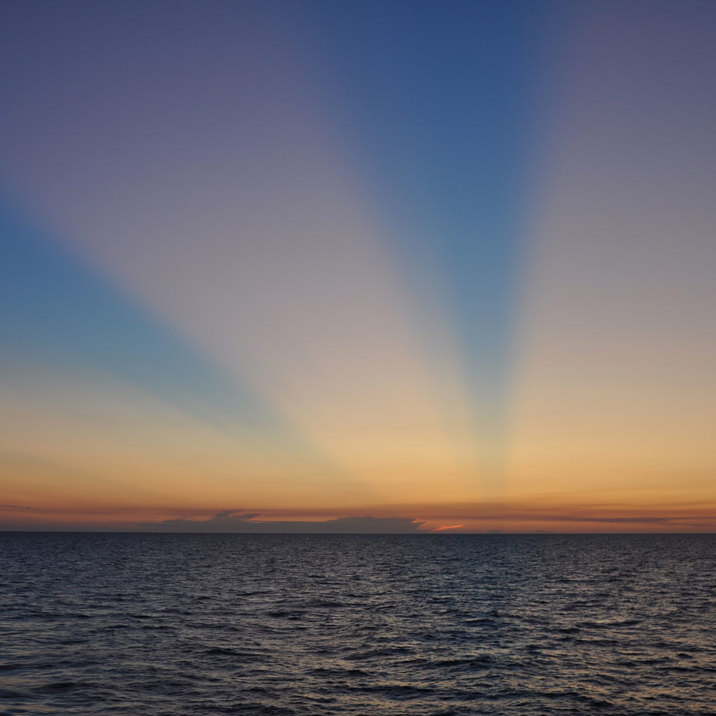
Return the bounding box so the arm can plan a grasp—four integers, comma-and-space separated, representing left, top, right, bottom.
1, 1, 715, 531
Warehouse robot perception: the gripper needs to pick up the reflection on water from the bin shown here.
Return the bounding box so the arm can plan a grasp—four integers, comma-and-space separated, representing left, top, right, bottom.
0, 533, 713, 714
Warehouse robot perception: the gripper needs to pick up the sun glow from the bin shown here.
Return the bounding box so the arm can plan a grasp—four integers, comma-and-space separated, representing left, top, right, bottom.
1, 2, 715, 532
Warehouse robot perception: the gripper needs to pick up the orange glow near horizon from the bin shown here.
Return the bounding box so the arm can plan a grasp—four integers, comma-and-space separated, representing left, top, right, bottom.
2, 497, 714, 534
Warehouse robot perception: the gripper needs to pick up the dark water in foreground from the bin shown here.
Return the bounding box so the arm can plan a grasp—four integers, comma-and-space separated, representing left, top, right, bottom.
0, 534, 714, 715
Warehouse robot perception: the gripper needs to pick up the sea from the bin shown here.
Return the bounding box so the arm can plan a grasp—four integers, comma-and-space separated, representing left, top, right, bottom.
0, 533, 714, 715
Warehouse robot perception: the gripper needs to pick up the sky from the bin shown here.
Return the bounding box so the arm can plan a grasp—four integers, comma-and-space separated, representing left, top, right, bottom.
1, 0, 715, 533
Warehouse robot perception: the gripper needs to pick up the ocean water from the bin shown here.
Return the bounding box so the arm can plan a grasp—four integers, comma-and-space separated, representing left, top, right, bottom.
0, 534, 713, 715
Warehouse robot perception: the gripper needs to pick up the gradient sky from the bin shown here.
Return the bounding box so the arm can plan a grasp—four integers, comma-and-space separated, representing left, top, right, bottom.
1, 0, 714, 532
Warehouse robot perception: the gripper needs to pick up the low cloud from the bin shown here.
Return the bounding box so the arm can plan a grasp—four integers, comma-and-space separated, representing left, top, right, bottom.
140, 510, 261, 532
0, 504, 32, 511
135, 512, 424, 534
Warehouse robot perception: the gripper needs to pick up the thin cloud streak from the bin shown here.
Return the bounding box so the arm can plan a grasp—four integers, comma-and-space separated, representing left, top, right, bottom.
2, 501, 713, 532
133, 513, 424, 534
432, 525, 464, 532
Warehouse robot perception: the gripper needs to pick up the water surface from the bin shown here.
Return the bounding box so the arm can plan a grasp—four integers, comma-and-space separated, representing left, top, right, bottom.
1, 533, 713, 714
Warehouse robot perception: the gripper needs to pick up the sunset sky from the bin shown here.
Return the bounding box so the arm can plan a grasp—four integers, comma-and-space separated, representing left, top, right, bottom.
1, 0, 714, 532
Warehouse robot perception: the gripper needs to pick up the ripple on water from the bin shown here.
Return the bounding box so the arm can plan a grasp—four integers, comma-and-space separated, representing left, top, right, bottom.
0, 533, 714, 715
